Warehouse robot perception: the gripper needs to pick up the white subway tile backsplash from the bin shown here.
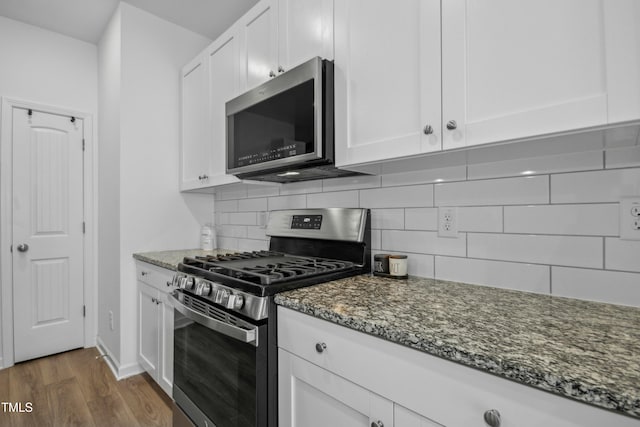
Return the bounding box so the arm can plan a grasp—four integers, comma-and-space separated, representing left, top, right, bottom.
435, 176, 549, 206
238, 238, 269, 252
268, 194, 306, 211
280, 180, 323, 195
216, 184, 248, 200
371, 209, 404, 230
238, 197, 268, 212
217, 237, 239, 251
371, 229, 382, 250
217, 225, 248, 238
605, 238, 640, 273
467, 151, 603, 180
227, 212, 257, 225
504, 204, 619, 236
606, 146, 640, 169
360, 185, 434, 208
247, 226, 267, 240
322, 176, 381, 192
467, 233, 603, 268
552, 267, 640, 307
397, 252, 434, 278
381, 166, 467, 187
551, 168, 640, 203
247, 184, 280, 198
435, 256, 550, 294
382, 230, 466, 257
215, 200, 238, 213
405, 208, 438, 230
307, 191, 359, 208
458, 207, 503, 232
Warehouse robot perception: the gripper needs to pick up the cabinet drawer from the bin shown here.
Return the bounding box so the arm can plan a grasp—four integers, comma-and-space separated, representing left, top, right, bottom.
277, 307, 640, 427
135, 261, 174, 292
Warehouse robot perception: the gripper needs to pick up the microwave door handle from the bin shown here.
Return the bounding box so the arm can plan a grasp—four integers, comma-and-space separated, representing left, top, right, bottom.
170, 293, 258, 346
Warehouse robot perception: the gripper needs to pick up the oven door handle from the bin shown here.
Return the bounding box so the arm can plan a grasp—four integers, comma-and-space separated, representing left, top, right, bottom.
170, 293, 258, 346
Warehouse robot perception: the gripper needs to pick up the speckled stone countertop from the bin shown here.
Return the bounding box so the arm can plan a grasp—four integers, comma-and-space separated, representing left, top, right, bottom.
275, 275, 640, 419
132, 248, 234, 270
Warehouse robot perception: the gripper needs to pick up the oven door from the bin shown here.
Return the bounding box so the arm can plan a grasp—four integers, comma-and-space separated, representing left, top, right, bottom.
171, 291, 268, 427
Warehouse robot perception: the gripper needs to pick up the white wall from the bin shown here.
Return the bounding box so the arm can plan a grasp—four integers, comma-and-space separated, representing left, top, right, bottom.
214, 142, 640, 308
97, 7, 122, 363
0, 16, 98, 367
96, 3, 212, 372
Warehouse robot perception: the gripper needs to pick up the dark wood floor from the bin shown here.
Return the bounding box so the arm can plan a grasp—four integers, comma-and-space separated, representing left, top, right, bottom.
0, 347, 173, 427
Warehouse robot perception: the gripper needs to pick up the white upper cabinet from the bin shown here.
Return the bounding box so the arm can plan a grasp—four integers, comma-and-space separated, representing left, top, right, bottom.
441, 0, 637, 150
334, 0, 442, 168
207, 26, 242, 187
180, 54, 212, 191
336, 0, 640, 167
239, 0, 334, 91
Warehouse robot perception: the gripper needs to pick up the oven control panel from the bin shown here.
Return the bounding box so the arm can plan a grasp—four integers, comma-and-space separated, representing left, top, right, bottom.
291, 214, 322, 230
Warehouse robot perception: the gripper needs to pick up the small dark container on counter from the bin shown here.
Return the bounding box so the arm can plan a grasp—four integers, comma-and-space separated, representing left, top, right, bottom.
373, 254, 391, 274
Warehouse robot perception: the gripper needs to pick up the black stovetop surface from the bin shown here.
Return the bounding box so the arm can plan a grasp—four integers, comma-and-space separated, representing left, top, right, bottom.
177, 251, 365, 297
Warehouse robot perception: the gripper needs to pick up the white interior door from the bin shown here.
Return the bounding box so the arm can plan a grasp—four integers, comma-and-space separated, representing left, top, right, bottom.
12, 107, 85, 363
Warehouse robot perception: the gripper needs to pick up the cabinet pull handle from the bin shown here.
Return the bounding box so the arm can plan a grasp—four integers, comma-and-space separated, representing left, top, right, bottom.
269, 70, 276, 78
166, 281, 172, 287
446, 120, 457, 130
371, 421, 384, 427
141, 271, 149, 276
315, 342, 327, 353
151, 297, 156, 303
278, 66, 285, 73
423, 124, 434, 135
483, 409, 501, 427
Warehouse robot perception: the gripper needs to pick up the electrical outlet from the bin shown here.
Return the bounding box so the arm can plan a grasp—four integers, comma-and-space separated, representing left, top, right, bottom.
108, 310, 114, 331
438, 207, 458, 238
620, 197, 640, 240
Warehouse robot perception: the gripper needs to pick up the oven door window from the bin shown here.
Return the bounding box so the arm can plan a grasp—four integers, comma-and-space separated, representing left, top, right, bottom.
174, 310, 265, 427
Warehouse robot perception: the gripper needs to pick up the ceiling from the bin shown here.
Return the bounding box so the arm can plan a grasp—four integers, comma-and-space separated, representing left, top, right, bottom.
0, 0, 259, 44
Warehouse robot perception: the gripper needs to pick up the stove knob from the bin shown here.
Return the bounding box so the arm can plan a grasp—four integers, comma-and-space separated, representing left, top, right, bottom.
196, 281, 212, 296
178, 276, 188, 289
226, 294, 245, 310
215, 289, 229, 305
233, 294, 245, 310
172, 275, 181, 288
185, 277, 195, 290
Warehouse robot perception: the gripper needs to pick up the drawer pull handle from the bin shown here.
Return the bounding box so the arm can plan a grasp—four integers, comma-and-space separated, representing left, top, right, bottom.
166, 281, 172, 287
371, 421, 384, 427
483, 409, 501, 427
315, 342, 327, 353
141, 271, 149, 276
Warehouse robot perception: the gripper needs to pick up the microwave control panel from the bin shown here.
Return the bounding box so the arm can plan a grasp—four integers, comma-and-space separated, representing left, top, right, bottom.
291, 215, 323, 230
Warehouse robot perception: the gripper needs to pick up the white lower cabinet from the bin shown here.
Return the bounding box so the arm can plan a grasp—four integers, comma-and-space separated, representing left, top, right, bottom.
277, 307, 640, 427
279, 350, 393, 427
136, 261, 175, 396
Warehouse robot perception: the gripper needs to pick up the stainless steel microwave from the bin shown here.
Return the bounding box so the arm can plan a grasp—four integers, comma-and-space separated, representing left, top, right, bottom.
226, 57, 359, 183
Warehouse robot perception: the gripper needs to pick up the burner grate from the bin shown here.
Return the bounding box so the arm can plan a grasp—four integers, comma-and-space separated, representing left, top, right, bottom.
182, 251, 355, 286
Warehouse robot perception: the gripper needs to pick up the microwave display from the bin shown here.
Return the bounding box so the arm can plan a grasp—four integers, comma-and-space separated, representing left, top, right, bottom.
228, 79, 315, 169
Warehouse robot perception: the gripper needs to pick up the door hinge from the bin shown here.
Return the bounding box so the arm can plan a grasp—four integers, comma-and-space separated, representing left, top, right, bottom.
83, 222, 86, 234
10, 244, 12, 253
82, 139, 85, 151
83, 305, 86, 317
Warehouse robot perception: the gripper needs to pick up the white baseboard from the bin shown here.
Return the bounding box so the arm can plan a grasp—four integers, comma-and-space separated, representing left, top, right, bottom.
0, 356, 4, 370
96, 337, 143, 380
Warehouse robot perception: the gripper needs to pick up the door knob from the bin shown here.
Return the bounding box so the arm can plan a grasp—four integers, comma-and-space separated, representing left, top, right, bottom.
16, 243, 29, 253
446, 120, 457, 130
483, 409, 501, 427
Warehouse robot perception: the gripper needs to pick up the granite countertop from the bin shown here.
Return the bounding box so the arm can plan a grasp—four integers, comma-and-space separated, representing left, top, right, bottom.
275, 275, 640, 419
132, 248, 234, 270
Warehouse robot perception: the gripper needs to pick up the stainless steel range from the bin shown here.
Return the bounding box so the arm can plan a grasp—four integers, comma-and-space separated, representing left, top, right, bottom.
170, 208, 371, 427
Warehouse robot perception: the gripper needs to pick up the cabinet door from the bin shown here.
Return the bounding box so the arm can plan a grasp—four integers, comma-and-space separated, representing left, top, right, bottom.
395, 405, 443, 427
277, 0, 334, 72
180, 54, 211, 190
138, 282, 159, 378
441, 0, 609, 150
334, 0, 441, 168
279, 350, 394, 427
208, 27, 241, 186
157, 291, 174, 396
240, 0, 278, 90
